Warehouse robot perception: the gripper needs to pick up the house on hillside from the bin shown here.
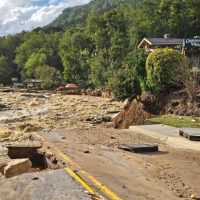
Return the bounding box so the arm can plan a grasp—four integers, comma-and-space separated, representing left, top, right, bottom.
138, 34, 183, 52
138, 34, 200, 69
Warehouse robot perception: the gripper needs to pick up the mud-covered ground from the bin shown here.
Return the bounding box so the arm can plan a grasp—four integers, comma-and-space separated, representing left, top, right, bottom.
0, 91, 122, 131
0, 91, 122, 176
0, 91, 121, 147
43, 128, 200, 200
0, 91, 200, 200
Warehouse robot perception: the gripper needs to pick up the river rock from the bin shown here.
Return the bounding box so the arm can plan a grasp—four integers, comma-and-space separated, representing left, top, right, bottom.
191, 194, 200, 200
102, 116, 112, 122
4, 158, 32, 178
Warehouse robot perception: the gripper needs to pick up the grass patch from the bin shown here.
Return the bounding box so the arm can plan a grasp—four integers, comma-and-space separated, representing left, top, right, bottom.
147, 115, 200, 128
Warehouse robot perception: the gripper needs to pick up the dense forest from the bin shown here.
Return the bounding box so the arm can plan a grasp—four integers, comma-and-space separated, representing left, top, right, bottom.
48, 0, 138, 29
0, 0, 200, 99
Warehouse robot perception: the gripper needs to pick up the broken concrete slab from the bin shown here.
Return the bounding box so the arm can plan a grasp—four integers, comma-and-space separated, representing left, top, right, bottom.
187, 134, 200, 141
4, 158, 32, 178
6, 142, 44, 169
0, 154, 11, 175
118, 144, 158, 153
6, 142, 42, 149
179, 129, 200, 141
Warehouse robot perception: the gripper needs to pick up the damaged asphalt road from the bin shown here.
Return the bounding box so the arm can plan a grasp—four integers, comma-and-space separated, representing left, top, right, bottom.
0, 92, 200, 200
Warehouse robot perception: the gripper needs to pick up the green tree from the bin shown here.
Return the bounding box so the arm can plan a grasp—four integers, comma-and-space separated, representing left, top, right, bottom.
34, 65, 61, 89
89, 54, 108, 86
15, 32, 45, 68
15, 31, 63, 79
0, 56, 12, 85
24, 52, 47, 78
112, 66, 141, 101
59, 30, 93, 86
126, 49, 147, 91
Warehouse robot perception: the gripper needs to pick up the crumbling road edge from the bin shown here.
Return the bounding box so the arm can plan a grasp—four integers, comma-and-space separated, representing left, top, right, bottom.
32, 132, 122, 200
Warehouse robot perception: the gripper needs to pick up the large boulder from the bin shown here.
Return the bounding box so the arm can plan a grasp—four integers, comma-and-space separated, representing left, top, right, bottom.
4, 158, 32, 178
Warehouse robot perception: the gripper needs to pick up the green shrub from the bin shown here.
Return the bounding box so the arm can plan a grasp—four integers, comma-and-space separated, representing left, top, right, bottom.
146, 48, 188, 94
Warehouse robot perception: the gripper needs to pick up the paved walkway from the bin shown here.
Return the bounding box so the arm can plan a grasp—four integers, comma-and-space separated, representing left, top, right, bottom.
129, 124, 200, 151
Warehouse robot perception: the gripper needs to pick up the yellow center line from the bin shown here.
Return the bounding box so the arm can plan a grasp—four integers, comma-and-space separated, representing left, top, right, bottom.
32, 132, 122, 200
65, 167, 95, 194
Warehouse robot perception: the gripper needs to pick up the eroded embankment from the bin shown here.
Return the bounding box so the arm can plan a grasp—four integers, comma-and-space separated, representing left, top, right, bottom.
112, 90, 200, 129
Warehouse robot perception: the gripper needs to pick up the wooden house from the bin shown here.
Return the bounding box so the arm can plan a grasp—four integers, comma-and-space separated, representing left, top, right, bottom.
138, 35, 183, 52
138, 35, 200, 69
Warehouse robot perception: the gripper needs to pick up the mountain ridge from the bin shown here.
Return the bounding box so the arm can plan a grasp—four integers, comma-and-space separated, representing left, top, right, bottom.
47, 0, 135, 29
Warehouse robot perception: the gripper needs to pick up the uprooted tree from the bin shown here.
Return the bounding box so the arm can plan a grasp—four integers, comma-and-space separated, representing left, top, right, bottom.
146, 48, 196, 102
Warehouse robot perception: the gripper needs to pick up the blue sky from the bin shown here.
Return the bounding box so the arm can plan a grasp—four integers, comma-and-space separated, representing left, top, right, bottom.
0, 0, 91, 36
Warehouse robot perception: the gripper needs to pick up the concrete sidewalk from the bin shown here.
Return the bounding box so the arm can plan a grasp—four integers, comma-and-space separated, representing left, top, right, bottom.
129, 124, 200, 151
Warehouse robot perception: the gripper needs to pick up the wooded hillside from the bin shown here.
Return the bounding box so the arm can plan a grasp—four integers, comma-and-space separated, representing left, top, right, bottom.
0, 0, 199, 99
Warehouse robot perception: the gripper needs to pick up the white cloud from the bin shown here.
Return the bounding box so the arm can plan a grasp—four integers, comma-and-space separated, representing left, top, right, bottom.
0, 0, 91, 36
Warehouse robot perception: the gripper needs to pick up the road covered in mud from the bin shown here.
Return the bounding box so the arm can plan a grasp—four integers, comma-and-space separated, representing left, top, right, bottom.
0, 91, 200, 200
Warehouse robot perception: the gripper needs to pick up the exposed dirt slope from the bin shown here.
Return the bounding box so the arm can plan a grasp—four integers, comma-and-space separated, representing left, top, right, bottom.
112, 90, 200, 129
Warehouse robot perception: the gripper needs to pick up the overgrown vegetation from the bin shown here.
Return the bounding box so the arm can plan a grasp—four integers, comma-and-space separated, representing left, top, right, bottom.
0, 0, 199, 94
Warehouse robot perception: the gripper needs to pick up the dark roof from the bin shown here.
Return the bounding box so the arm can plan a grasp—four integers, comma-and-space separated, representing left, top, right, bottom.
138, 38, 183, 48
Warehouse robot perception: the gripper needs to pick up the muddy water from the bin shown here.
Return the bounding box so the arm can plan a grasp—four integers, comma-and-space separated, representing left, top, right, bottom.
0, 106, 49, 122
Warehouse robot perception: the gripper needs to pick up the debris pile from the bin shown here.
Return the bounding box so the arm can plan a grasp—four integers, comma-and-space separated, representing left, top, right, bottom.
112, 99, 150, 129
18, 123, 42, 133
